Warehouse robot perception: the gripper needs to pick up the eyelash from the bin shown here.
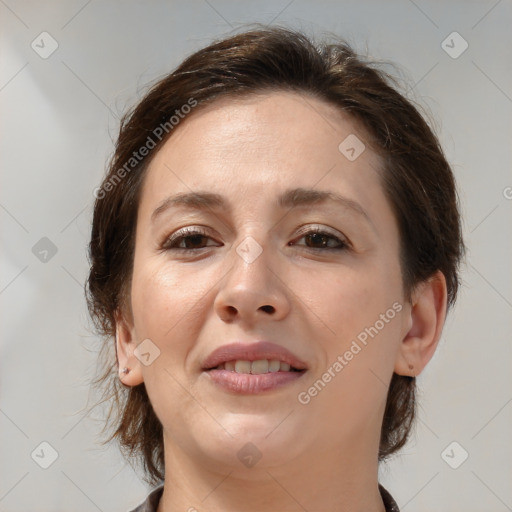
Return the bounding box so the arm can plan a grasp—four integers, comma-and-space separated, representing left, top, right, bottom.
161, 226, 349, 254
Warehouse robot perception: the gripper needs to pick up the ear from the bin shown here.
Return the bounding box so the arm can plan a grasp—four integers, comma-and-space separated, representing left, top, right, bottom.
115, 308, 144, 387
394, 271, 448, 377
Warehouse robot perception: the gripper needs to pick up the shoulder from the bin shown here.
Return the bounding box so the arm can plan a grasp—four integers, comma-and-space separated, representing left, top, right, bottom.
126, 485, 164, 512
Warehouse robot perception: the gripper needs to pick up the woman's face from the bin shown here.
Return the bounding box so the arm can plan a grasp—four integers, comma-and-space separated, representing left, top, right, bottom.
119, 91, 412, 473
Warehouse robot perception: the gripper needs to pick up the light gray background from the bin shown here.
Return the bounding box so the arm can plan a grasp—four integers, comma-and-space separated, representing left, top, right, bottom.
1, 1, 511, 511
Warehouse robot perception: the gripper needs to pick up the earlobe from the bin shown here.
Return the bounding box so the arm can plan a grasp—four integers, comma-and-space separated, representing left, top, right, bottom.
394, 271, 448, 377
115, 309, 144, 387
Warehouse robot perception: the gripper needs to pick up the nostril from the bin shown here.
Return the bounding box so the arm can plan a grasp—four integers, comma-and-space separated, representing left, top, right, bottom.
260, 305, 275, 314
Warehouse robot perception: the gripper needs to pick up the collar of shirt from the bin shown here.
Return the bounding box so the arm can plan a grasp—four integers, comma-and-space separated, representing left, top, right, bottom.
127, 483, 400, 511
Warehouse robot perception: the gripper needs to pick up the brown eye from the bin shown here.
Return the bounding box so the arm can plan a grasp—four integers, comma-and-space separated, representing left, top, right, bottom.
176, 234, 209, 249
292, 228, 348, 250
163, 228, 220, 252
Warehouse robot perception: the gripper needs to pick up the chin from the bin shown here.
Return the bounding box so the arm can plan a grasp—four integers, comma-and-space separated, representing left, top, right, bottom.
190, 413, 307, 471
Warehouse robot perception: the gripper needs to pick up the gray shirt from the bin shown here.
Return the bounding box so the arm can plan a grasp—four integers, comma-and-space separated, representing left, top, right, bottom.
128, 484, 400, 511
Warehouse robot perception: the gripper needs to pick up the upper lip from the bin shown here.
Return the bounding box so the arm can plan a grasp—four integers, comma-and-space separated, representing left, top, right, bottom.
202, 341, 308, 371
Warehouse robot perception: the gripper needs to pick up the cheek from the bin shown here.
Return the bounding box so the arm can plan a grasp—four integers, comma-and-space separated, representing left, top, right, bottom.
129, 259, 194, 348
301, 258, 403, 343
131, 265, 177, 337
295, 261, 403, 438
130, 259, 219, 354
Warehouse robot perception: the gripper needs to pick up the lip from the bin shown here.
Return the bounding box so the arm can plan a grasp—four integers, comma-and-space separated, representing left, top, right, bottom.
201, 341, 308, 394
201, 341, 308, 371
205, 369, 305, 394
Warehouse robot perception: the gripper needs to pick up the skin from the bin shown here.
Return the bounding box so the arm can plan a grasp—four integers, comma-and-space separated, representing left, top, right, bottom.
116, 91, 447, 512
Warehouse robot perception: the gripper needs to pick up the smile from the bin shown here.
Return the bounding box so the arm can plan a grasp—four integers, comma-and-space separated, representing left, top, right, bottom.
201, 341, 308, 393
209, 359, 303, 374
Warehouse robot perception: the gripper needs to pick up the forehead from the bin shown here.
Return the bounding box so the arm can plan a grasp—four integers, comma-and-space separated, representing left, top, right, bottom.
139, 91, 384, 211
165, 92, 374, 164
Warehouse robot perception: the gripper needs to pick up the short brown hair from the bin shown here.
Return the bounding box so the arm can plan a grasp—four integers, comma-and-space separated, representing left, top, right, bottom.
87, 26, 464, 483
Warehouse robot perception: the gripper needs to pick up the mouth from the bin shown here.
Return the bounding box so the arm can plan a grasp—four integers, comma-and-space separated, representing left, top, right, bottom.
201, 341, 308, 394
205, 359, 305, 374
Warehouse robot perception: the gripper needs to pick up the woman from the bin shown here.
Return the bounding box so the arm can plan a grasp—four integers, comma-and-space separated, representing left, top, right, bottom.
87, 27, 464, 511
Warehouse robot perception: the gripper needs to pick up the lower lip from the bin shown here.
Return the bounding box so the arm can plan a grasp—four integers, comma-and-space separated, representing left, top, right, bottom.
204, 369, 306, 394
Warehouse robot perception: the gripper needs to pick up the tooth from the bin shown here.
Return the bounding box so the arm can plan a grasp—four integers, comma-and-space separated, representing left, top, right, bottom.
251, 360, 269, 374
224, 361, 235, 371
268, 360, 281, 372
280, 362, 291, 372
235, 360, 252, 373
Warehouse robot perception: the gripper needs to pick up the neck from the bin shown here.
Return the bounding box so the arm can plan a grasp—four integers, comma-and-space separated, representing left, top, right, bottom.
156, 437, 386, 512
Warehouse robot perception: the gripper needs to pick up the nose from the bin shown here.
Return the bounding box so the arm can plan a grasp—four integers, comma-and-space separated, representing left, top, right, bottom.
213, 238, 291, 326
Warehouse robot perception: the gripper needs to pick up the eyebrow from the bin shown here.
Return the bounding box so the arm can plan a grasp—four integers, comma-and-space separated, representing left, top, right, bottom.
151, 187, 373, 227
